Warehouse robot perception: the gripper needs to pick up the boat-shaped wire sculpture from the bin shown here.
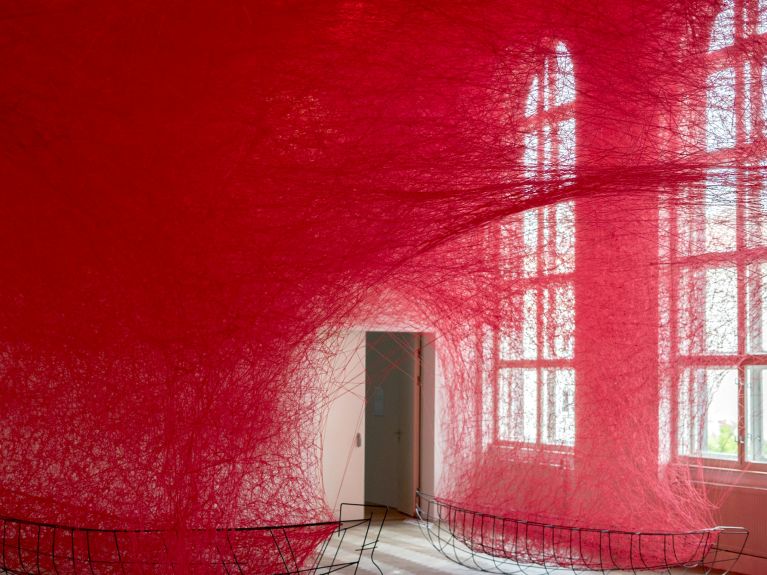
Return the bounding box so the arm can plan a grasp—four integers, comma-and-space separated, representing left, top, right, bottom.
416, 492, 748, 574
0, 503, 386, 575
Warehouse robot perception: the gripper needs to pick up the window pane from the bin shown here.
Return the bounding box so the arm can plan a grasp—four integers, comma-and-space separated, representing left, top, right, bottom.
558, 118, 576, 173
703, 368, 739, 459
747, 366, 767, 462
705, 267, 738, 353
499, 289, 538, 361
542, 124, 552, 173
523, 289, 537, 359
759, 0, 767, 34
524, 132, 538, 177
542, 202, 575, 275
704, 169, 737, 253
659, 367, 672, 464
678, 368, 700, 456
710, 0, 735, 52
745, 61, 753, 142
707, 67, 736, 150
499, 217, 517, 279
746, 177, 767, 248
677, 268, 702, 356
499, 296, 518, 361
677, 171, 736, 256
679, 368, 739, 459
762, 57, 767, 136
481, 325, 494, 450
676, 188, 704, 257
543, 283, 574, 359
678, 266, 738, 355
499, 210, 539, 279
497, 368, 537, 443
554, 200, 575, 274
542, 368, 575, 446
525, 75, 539, 117
747, 262, 767, 354
497, 368, 512, 440
523, 209, 538, 276
554, 43, 575, 106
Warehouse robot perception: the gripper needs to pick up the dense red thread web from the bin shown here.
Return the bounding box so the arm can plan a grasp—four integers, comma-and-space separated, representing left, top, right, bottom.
0, 0, 763, 571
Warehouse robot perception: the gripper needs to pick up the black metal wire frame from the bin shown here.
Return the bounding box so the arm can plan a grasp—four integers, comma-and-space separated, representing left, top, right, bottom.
415, 492, 748, 574
0, 503, 388, 575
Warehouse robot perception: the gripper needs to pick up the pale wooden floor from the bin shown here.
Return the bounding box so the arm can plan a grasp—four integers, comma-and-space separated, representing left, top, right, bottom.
351, 510, 710, 575
356, 511, 479, 574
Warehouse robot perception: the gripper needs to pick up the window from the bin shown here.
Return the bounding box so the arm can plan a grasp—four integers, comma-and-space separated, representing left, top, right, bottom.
495, 42, 576, 448
663, 0, 767, 466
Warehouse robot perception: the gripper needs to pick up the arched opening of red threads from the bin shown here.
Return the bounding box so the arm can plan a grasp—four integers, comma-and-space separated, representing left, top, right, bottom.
0, 0, 765, 572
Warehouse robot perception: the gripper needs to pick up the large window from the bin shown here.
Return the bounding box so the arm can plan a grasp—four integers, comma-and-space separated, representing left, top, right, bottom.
494, 42, 576, 448
663, 0, 767, 466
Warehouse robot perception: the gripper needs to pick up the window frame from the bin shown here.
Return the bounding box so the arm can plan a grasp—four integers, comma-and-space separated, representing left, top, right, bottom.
665, 0, 767, 472
492, 41, 577, 453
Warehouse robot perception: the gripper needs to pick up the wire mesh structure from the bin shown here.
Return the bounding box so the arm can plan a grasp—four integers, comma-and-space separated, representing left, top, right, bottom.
0, 503, 387, 575
415, 493, 748, 574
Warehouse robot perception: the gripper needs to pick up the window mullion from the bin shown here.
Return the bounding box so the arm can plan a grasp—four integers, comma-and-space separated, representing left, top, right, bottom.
737, 167, 748, 467
536, 212, 545, 445
536, 59, 546, 445
668, 196, 681, 460
735, 0, 756, 464
735, 3, 748, 463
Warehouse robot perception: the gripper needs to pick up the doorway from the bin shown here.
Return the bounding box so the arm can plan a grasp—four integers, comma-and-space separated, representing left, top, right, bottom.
364, 332, 422, 515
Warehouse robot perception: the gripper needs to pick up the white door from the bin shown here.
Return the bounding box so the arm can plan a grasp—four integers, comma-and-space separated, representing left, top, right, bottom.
322, 331, 366, 515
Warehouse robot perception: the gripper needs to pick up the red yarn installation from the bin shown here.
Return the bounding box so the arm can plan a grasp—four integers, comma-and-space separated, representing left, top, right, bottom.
0, 0, 763, 571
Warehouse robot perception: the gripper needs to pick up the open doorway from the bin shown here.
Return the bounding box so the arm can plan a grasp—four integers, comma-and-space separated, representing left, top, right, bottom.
364, 332, 423, 515
321, 330, 436, 517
